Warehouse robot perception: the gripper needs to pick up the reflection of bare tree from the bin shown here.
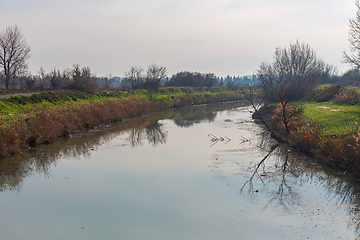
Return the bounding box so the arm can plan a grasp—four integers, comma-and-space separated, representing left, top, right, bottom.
256, 132, 273, 151
0, 171, 27, 192
174, 112, 217, 128
239, 140, 360, 237
262, 155, 301, 213
311, 171, 360, 235
0, 101, 249, 192
127, 129, 144, 147
240, 150, 304, 213
238, 126, 306, 213
146, 121, 167, 145
240, 144, 277, 199
0, 142, 92, 192
126, 120, 167, 147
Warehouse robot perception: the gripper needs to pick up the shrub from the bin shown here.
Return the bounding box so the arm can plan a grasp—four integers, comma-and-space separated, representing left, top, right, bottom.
67, 65, 99, 94
305, 84, 343, 102
333, 87, 360, 104
290, 123, 322, 152
270, 104, 303, 135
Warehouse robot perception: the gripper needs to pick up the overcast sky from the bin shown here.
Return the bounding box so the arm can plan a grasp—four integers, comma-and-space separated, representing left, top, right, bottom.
0, 0, 357, 77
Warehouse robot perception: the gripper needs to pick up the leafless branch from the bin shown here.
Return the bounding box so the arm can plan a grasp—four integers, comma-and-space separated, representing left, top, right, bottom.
0, 26, 31, 89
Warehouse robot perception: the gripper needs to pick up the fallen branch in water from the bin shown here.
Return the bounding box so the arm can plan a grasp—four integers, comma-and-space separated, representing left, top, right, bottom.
208, 134, 231, 146
239, 136, 252, 144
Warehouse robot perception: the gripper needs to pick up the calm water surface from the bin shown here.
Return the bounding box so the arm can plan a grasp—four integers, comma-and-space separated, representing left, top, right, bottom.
1, 102, 360, 239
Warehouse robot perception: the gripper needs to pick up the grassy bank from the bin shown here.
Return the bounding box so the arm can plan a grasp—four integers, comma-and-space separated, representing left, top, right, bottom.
0, 86, 248, 158
258, 85, 360, 179
0, 87, 241, 115
301, 102, 360, 134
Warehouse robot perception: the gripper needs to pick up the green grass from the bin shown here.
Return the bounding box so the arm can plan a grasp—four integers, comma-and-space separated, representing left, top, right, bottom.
299, 101, 360, 135
0, 87, 246, 115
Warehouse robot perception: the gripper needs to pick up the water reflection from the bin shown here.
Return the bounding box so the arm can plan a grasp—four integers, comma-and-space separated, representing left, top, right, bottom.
174, 111, 217, 128
3, 100, 360, 237
263, 155, 303, 213
0, 101, 248, 192
127, 120, 167, 147
238, 132, 360, 236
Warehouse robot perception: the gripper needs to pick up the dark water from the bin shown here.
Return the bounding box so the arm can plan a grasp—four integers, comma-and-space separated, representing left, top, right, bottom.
0, 101, 359, 239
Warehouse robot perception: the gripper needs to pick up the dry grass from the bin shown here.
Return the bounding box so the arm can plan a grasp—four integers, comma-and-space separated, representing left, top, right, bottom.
318, 121, 360, 174
269, 105, 360, 178
289, 123, 322, 152
0, 92, 245, 158
271, 104, 302, 133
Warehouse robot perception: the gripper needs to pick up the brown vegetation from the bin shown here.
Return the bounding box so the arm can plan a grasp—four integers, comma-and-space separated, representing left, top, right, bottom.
333, 86, 360, 104
0, 92, 245, 158
259, 104, 360, 179
291, 122, 360, 179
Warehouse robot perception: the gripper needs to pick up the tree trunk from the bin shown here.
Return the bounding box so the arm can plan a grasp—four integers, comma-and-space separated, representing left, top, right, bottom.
5, 75, 10, 90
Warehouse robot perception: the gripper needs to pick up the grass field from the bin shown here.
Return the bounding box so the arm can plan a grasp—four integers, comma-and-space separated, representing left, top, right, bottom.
300, 101, 360, 135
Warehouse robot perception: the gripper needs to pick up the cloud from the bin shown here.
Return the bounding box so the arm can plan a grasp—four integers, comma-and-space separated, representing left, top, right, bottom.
0, 0, 356, 76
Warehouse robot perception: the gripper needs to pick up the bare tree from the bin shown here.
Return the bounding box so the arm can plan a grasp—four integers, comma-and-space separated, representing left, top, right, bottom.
257, 41, 324, 133
144, 64, 167, 90
50, 67, 71, 90
34, 67, 51, 90
67, 64, 98, 93
258, 41, 324, 103
0, 26, 31, 90
123, 66, 144, 90
99, 74, 116, 89
344, 0, 360, 69
318, 63, 339, 84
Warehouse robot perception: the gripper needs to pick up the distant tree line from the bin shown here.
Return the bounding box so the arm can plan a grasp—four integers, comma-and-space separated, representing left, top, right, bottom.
217, 74, 259, 87
1, 61, 355, 94
20, 64, 98, 93
2, 23, 360, 94
164, 71, 217, 87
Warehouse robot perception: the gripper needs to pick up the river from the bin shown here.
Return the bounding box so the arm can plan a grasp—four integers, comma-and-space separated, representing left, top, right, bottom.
0, 101, 359, 239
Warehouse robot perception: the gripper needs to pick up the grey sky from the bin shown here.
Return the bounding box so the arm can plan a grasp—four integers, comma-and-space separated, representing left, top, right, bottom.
0, 0, 356, 77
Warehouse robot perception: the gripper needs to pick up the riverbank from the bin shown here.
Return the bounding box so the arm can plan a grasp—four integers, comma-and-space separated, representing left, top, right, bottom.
0, 101, 249, 181
255, 99, 360, 180
0, 87, 249, 158
2, 101, 357, 240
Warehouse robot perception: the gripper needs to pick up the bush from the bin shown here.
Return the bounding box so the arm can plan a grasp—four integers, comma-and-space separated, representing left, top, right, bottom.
333, 87, 360, 104
304, 84, 343, 102
290, 123, 322, 152
66, 65, 99, 94
270, 104, 303, 135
